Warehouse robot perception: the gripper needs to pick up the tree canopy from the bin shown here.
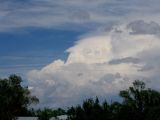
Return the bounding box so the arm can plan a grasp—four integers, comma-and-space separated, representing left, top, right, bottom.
1, 74, 160, 120
37, 108, 66, 120
0, 75, 39, 120
67, 80, 160, 120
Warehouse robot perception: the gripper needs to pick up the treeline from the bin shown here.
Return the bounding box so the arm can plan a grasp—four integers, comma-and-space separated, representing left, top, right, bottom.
67, 80, 160, 120
1, 75, 160, 120
37, 108, 66, 120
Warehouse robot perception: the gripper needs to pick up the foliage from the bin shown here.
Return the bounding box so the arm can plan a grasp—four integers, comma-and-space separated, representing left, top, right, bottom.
37, 108, 53, 120
37, 108, 66, 120
118, 80, 160, 120
67, 97, 113, 120
67, 80, 160, 120
0, 75, 39, 120
1, 74, 160, 120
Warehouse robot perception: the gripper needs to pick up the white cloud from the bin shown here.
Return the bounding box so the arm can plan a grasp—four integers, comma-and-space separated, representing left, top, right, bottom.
66, 35, 112, 64
27, 22, 160, 108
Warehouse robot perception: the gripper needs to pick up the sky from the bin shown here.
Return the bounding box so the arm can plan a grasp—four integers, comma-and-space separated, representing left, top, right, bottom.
1, 0, 160, 108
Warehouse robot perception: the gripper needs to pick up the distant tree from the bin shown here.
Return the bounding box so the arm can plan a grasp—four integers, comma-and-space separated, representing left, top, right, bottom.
109, 101, 122, 120
37, 108, 66, 120
67, 97, 112, 120
67, 80, 160, 120
52, 108, 66, 117
37, 108, 53, 120
0, 75, 39, 120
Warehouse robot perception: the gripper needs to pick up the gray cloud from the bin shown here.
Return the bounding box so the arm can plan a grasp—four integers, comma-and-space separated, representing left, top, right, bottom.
127, 20, 160, 35
109, 57, 140, 65
137, 47, 160, 71
69, 10, 90, 22
138, 65, 154, 72
1, 0, 160, 32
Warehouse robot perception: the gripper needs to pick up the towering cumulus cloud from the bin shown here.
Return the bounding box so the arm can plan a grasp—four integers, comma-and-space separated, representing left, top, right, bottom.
66, 36, 112, 64
28, 21, 160, 108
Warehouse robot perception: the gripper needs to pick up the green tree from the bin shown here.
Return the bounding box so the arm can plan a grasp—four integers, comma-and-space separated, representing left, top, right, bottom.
67, 98, 112, 120
52, 108, 66, 117
67, 80, 160, 120
37, 108, 53, 120
0, 75, 39, 120
37, 108, 66, 120
118, 80, 160, 120
145, 106, 160, 120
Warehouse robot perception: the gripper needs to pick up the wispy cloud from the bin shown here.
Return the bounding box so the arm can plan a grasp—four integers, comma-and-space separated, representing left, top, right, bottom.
1, 0, 160, 32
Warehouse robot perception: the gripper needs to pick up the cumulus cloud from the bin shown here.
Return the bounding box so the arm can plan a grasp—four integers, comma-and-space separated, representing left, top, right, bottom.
27, 21, 160, 108
66, 35, 112, 64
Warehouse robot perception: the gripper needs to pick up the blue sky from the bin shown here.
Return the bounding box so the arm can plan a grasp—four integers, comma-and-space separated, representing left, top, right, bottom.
0, 28, 85, 76
1, 0, 160, 108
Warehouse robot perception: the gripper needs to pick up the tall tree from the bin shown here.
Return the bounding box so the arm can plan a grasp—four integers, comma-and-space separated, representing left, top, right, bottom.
0, 75, 39, 120
119, 80, 160, 120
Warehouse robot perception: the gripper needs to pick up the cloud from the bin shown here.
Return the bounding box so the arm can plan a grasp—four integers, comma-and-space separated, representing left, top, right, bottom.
109, 57, 140, 65
66, 35, 112, 64
127, 20, 160, 35
69, 10, 90, 23
27, 21, 160, 108
1, 0, 160, 32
